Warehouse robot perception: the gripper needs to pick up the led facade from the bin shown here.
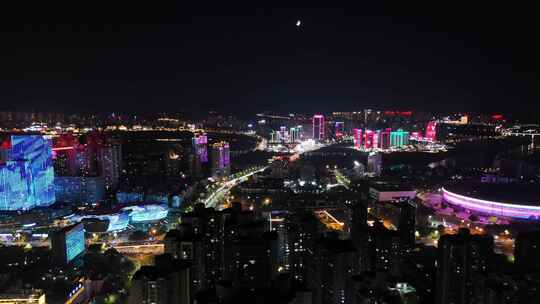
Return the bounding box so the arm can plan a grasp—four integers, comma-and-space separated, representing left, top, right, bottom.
192, 133, 208, 163
364, 130, 375, 149
210, 141, 230, 179
380, 128, 391, 149
335, 121, 344, 138
54, 176, 105, 203
53, 133, 121, 189
52, 222, 86, 264
354, 128, 405, 150
425, 121, 437, 142
353, 129, 362, 149
0, 135, 55, 210
65, 223, 86, 263
72, 212, 130, 232
289, 127, 301, 142
312, 115, 325, 142
390, 129, 410, 147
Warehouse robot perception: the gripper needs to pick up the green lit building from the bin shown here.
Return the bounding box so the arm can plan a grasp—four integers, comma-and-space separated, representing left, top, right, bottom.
390, 129, 410, 147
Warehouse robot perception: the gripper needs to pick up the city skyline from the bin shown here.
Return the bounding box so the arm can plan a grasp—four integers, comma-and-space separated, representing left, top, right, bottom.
1, 3, 540, 304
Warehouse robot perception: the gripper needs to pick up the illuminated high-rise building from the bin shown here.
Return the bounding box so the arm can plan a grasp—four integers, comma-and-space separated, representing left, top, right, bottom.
353, 129, 362, 149
426, 121, 437, 142
52, 133, 119, 202
52, 133, 79, 176
210, 141, 230, 179
54, 132, 104, 177
192, 133, 208, 163
364, 130, 375, 150
290, 126, 301, 143
279, 126, 288, 142
367, 152, 382, 176
312, 114, 325, 142
380, 128, 391, 149
373, 130, 380, 148
75, 132, 106, 177
270, 131, 278, 143
99, 136, 122, 189
0, 134, 55, 210
190, 132, 208, 179
335, 121, 344, 138
269, 126, 289, 143
270, 130, 278, 143
390, 129, 410, 148
54, 176, 105, 203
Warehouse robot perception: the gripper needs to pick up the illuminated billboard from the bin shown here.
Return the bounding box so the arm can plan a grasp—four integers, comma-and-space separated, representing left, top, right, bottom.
52, 222, 86, 264
0, 135, 55, 210
65, 223, 86, 263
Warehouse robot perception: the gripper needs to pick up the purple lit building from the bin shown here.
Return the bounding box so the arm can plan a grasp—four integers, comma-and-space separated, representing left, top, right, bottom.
312, 114, 325, 142
210, 141, 230, 179
189, 133, 208, 178
335, 121, 344, 138
192, 133, 208, 163
353, 129, 362, 149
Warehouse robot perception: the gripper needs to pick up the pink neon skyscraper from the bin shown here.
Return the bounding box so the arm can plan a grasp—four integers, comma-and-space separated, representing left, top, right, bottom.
426, 121, 437, 142
312, 114, 325, 142
353, 129, 362, 149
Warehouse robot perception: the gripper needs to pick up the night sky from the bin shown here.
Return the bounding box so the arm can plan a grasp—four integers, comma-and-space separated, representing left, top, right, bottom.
1, 3, 539, 117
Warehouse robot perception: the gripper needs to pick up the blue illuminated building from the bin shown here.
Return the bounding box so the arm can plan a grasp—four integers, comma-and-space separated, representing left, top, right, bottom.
0, 134, 55, 210
66, 223, 85, 262
121, 204, 169, 223
52, 222, 86, 264
54, 176, 104, 204
71, 212, 130, 232
171, 195, 183, 208
116, 191, 144, 204
67, 203, 168, 233
145, 193, 169, 204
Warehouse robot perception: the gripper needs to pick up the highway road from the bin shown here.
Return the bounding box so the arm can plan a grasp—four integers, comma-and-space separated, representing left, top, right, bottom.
334, 169, 351, 189
203, 166, 268, 209
113, 243, 164, 255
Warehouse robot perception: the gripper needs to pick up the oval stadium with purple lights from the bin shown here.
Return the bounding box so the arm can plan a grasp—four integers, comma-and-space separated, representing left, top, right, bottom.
442, 183, 540, 220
